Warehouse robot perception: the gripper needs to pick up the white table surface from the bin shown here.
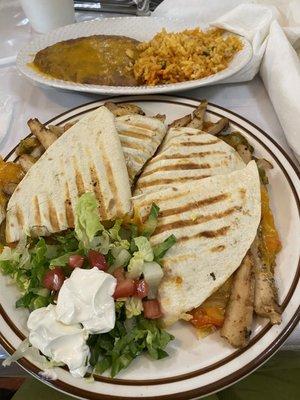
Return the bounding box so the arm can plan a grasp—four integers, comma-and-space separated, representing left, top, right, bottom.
0, 6, 299, 373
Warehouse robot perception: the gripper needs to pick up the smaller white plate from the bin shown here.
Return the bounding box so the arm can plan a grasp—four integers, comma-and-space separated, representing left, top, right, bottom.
16, 17, 252, 95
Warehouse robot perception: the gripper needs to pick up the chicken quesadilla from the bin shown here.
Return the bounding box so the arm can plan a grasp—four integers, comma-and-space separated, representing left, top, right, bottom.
134, 127, 245, 195
133, 161, 261, 324
6, 106, 131, 243
0, 100, 282, 379
115, 114, 167, 183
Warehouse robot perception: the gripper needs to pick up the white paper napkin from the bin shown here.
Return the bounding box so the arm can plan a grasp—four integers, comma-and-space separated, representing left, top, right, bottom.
153, 0, 300, 162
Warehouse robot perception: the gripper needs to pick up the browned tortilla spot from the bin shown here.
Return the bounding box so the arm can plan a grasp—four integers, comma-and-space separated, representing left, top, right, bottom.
33, 196, 42, 227
211, 245, 226, 252
120, 139, 146, 152
127, 153, 144, 165
48, 199, 60, 231
108, 198, 115, 212
239, 188, 246, 199
72, 157, 85, 196
154, 206, 240, 236
118, 130, 152, 140
180, 140, 219, 147
89, 164, 107, 220
161, 193, 229, 218
64, 183, 74, 227
175, 276, 183, 285
178, 226, 230, 243
127, 123, 152, 130
136, 175, 210, 190
141, 162, 213, 178
102, 150, 121, 216
148, 151, 227, 165
16, 206, 25, 229
137, 190, 191, 211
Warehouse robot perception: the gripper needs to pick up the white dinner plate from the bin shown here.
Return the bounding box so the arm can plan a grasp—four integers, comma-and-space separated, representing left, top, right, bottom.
16, 17, 252, 95
0, 95, 299, 400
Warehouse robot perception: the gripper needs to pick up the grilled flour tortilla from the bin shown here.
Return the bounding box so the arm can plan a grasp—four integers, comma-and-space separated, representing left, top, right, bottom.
6, 107, 131, 243
133, 161, 261, 325
134, 127, 245, 195
116, 114, 166, 184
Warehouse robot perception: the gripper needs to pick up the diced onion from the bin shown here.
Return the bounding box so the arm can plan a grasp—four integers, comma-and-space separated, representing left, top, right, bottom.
143, 262, 163, 299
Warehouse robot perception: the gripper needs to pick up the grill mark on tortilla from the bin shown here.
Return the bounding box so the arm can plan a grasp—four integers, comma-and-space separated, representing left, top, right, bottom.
120, 139, 147, 152
239, 188, 246, 200
180, 140, 219, 146
148, 151, 227, 165
89, 163, 107, 220
64, 183, 74, 227
108, 198, 116, 211
119, 129, 152, 140
136, 189, 191, 210
47, 198, 60, 231
211, 245, 226, 252
33, 196, 42, 227
136, 175, 210, 189
72, 156, 85, 196
125, 153, 144, 165
162, 253, 198, 267
16, 206, 24, 230
178, 226, 230, 243
102, 150, 120, 215
124, 122, 153, 130
153, 206, 240, 235
160, 193, 229, 218
141, 162, 213, 178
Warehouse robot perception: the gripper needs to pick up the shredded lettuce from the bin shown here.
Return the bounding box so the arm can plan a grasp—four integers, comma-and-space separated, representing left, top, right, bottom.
88, 312, 174, 377
125, 297, 143, 319
92, 232, 110, 254
141, 203, 159, 237
153, 234, 176, 262
127, 254, 144, 279
75, 192, 104, 247
0, 194, 178, 379
111, 247, 131, 268
49, 252, 75, 267
134, 237, 154, 262
109, 219, 122, 241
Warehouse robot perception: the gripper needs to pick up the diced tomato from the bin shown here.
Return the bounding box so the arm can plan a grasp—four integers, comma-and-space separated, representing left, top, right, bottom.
43, 267, 65, 292
88, 250, 108, 271
135, 279, 149, 299
113, 267, 125, 283
143, 299, 162, 319
68, 254, 84, 269
113, 279, 136, 299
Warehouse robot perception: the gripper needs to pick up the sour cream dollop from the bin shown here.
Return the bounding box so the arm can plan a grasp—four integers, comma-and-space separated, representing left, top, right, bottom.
27, 304, 90, 378
56, 267, 117, 334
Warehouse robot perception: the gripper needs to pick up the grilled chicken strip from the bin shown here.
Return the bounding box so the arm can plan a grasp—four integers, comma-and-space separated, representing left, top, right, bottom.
187, 100, 207, 129
153, 114, 166, 123
18, 154, 36, 173
168, 114, 192, 129
221, 254, 255, 348
251, 236, 281, 324
27, 118, 57, 149
104, 101, 145, 117
205, 117, 229, 136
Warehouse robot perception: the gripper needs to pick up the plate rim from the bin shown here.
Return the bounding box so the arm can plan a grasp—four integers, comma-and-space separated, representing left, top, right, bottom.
16, 17, 253, 95
1, 94, 299, 400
